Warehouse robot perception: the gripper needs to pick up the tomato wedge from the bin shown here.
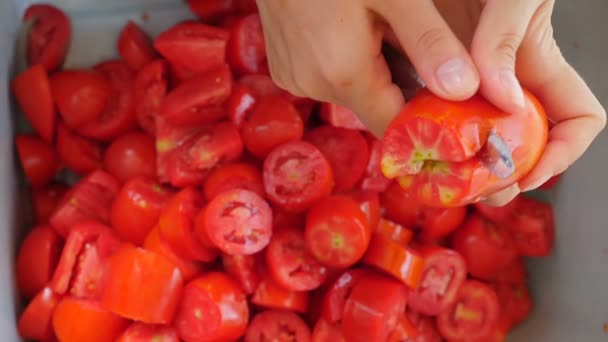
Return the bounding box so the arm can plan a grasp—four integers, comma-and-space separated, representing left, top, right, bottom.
222, 253, 262, 294
227, 13, 268, 75
245, 310, 312, 342
134, 59, 169, 135
118, 21, 157, 71
18, 287, 60, 341
53, 298, 130, 342
56, 123, 104, 175
252, 274, 309, 313
321, 268, 371, 324
24, 4, 71, 72
117, 323, 179, 342
507, 196, 555, 257
15, 134, 59, 187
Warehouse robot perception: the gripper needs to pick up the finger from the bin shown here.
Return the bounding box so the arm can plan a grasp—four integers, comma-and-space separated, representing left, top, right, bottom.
471, 0, 542, 114
370, 0, 479, 100
481, 183, 520, 207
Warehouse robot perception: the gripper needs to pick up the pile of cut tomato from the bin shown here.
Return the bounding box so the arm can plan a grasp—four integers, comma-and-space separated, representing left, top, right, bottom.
12, 2, 560, 342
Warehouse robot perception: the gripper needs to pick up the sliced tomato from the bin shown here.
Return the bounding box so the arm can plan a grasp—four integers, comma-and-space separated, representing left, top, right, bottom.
11, 64, 56, 142
201, 189, 273, 255
111, 177, 172, 245
346, 190, 381, 231
492, 282, 533, 331
117, 323, 179, 342
227, 84, 257, 127
403, 310, 443, 342
452, 213, 518, 280
228, 13, 268, 75
158, 187, 217, 261
53, 297, 130, 342
362, 233, 424, 289
388, 314, 419, 342
507, 196, 555, 257
473, 195, 521, 223
418, 206, 467, 243
118, 21, 157, 71
50, 170, 120, 237
222, 253, 262, 294
154, 22, 230, 80
321, 268, 371, 324
245, 310, 312, 342
381, 182, 424, 227
265, 226, 328, 291
134, 60, 169, 135
203, 162, 264, 201
436, 280, 500, 341
102, 244, 184, 324
539, 174, 562, 190
18, 287, 60, 341
237, 73, 311, 105
175, 272, 249, 342
313, 319, 345, 342
305, 195, 371, 268
319, 102, 367, 131
242, 95, 304, 158
56, 123, 104, 175
24, 4, 71, 72
376, 218, 414, 246
15, 134, 59, 187
263, 141, 334, 213
304, 125, 369, 192
252, 274, 309, 313
342, 272, 407, 342
31, 182, 69, 224
359, 136, 392, 192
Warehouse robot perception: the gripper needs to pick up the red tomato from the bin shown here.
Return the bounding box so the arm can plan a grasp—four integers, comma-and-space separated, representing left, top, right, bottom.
134, 60, 169, 135
50, 69, 112, 129
237, 73, 311, 105
245, 310, 312, 342
186, 0, 257, 21
313, 319, 345, 342
403, 310, 443, 342
118, 21, 157, 71
158, 187, 218, 261
418, 206, 467, 243
144, 226, 204, 282
242, 95, 304, 158
23, 4, 71, 72
359, 136, 392, 192
362, 233, 424, 289
539, 174, 562, 190
493, 283, 532, 331
273, 208, 306, 229
104, 132, 157, 182
263, 141, 334, 212
227, 84, 257, 127
201, 189, 273, 255
381, 89, 548, 207
321, 268, 371, 324
111, 177, 172, 245
31, 182, 69, 224
160, 64, 232, 126
228, 13, 268, 75
487, 258, 527, 285
342, 272, 407, 342
388, 314, 419, 342
305, 195, 371, 268
18, 287, 60, 340
252, 274, 309, 313
473, 195, 521, 223
222, 253, 261, 294
203, 162, 264, 201
11, 64, 56, 142
102, 244, 184, 324
56, 123, 104, 175
507, 196, 555, 257
319, 103, 367, 131
437, 280, 500, 341
78, 60, 138, 141
15, 134, 59, 187
266, 226, 328, 291
154, 22, 230, 80
452, 213, 518, 280
346, 190, 381, 230
376, 218, 414, 246
117, 323, 179, 342
50, 170, 120, 237
304, 125, 369, 192
50, 221, 121, 299
53, 297, 130, 342
381, 182, 423, 227
16, 224, 62, 299
407, 247, 468, 316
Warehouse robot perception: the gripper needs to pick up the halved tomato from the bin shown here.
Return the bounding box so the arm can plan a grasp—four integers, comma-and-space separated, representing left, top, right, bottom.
321, 268, 371, 324
56, 123, 104, 175
18, 287, 60, 341
203, 162, 264, 201
507, 196, 555, 257
245, 310, 312, 342
15, 134, 60, 187
222, 253, 262, 295
133, 59, 169, 135
24, 4, 71, 72
227, 13, 268, 75
117, 21, 157, 71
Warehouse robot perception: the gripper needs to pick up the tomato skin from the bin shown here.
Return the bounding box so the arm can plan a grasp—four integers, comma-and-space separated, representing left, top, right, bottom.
227, 13, 268, 75
313, 319, 346, 342
104, 132, 157, 182
319, 102, 367, 131
507, 196, 555, 257
245, 310, 312, 342
346, 190, 381, 231
203, 162, 264, 201
252, 274, 309, 313
493, 282, 532, 331
321, 268, 371, 324
24, 4, 71, 72
11, 64, 56, 142
111, 177, 172, 245
419, 206, 467, 243
15, 134, 59, 187
118, 21, 157, 71
227, 84, 257, 127
376, 218, 414, 246
222, 253, 261, 294
381, 182, 424, 228
56, 123, 104, 175
18, 287, 60, 340
53, 297, 130, 342
306, 195, 371, 268
117, 323, 179, 342
16, 224, 62, 299
31, 182, 69, 224
134, 60, 169, 135
242, 95, 304, 158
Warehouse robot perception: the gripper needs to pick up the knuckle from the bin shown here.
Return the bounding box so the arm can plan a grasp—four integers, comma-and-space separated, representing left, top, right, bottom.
318, 62, 357, 90
416, 27, 452, 54
495, 32, 522, 62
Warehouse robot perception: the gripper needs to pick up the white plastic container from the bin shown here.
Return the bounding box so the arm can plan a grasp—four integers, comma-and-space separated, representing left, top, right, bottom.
1, 0, 607, 341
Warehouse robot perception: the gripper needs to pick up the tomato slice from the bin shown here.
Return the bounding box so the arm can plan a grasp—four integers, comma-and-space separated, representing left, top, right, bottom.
50, 170, 120, 237
263, 141, 334, 213
15, 134, 59, 187
53, 297, 130, 342
201, 189, 273, 255
346, 190, 381, 231
305, 195, 371, 268
403, 310, 443, 342
507, 196, 555, 257
16, 224, 62, 299
362, 233, 424, 289
117, 323, 179, 342
17, 287, 60, 340
134, 59, 169, 135
265, 226, 328, 291
321, 268, 371, 324
252, 274, 309, 313
104, 132, 157, 182
102, 244, 184, 324
342, 272, 407, 342
222, 253, 262, 294
419, 205, 467, 243
56, 123, 104, 175
175, 272, 249, 342
376, 218, 414, 246
12, 64, 56, 142
359, 136, 392, 192
437, 280, 500, 341
492, 282, 532, 331
407, 247, 468, 316
228, 13, 268, 75
118, 21, 157, 71
31, 182, 69, 224
319, 103, 367, 131
111, 177, 172, 245
242, 95, 305, 158
158, 187, 218, 262
473, 195, 520, 223
245, 310, 312, 342
203, 162, 264, 201
452, 213, 518, 280
313, 318, 346, 342
304, 125, 369, 192
227, 84, 257, 127
24, 4, 71, 72
488, 257, 527, 285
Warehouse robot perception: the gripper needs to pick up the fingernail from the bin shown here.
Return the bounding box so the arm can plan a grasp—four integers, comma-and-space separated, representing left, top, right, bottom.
436, 58, 477, 95
499, 69, 526, 111
522, 175, 552, 192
